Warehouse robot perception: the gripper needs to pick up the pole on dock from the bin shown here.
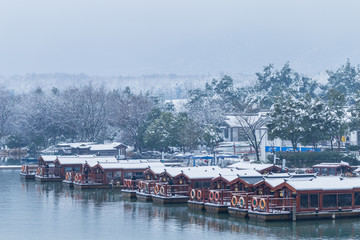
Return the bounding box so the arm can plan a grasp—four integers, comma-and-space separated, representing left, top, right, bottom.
292, 205, 296, 221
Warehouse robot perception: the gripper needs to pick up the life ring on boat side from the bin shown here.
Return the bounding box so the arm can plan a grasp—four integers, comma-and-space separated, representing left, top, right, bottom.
21, 166, 25, 172
214, 192, 220, 202
160, 186, 165, 195
231, 196, 238, 207
279, 191, 284, 197
259, 198, 266, 210
37, 168, 40, 175
127, 180, 132, 188
123, 179, 128, 186
252, 197, 258, 208
239, 197, 245, 208
78, 174, 82, 182
196, 190, 202, 200
65, 172, 69, 180
138, 181, 142, 189
75, 174, 78, 182
154, 185, 160, 194
190, 189, 196, 199
209, 191, 214, 201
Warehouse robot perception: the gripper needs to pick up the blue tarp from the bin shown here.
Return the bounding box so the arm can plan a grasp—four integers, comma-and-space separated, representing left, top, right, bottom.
265, 146, 280, 152
266, 146, 320, 152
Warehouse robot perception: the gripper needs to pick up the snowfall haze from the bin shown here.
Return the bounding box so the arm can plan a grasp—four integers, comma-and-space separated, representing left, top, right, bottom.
0, 0, 359, 91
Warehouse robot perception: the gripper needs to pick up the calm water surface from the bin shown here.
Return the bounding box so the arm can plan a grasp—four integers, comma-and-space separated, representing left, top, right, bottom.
1, 170, 360, 240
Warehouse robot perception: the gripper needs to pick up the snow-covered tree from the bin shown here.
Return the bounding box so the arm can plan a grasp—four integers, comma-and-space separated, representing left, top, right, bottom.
324, 89, 348, 151
107, 88, 154, 152
202, 125, 223, 154
267, 95, 306, 151
0, 87, 15, 144
300, 97, 328, 149
172, 112, 202, 153
326, 59, 360, 104
143, 111, 175, 152
247, 63, 318, 110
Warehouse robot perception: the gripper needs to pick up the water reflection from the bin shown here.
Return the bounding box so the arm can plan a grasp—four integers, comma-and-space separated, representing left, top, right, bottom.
1, 156, 23, 165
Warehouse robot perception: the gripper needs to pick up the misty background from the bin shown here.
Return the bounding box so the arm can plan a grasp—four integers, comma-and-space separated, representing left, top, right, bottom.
0, 0, 359, 94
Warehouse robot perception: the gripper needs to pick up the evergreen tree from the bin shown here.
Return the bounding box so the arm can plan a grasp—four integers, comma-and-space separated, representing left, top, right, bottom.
267, 95, 306, 151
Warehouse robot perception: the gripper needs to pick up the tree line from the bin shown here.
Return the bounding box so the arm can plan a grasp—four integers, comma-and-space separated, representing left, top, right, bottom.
1, 59, 360, 156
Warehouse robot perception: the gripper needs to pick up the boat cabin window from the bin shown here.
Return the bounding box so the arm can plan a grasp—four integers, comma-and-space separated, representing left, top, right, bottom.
124, 172, 132, 179
106, 172, 113, 181
310, 194, 319, 208
336, 168, 341, 175
64, 167, 72, 172
322, 194, 353, 208
135, 172, 144, 179
74, 167, 80, 172
114, 171, 122, 181
300, 194, 318, 209
355, 192, 360, 206
313, 168, 320, 174
321, 168, 328, 176
300, 194, 309, 209
323, 194, 337, 208
193, 181, 211, 189
338, 194, 352, 207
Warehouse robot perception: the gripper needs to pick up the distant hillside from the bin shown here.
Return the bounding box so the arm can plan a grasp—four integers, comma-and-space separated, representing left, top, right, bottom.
0, 72, 254, 99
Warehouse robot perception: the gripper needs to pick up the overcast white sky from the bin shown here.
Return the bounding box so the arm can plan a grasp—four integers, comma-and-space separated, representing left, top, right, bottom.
0, 0, 359, 76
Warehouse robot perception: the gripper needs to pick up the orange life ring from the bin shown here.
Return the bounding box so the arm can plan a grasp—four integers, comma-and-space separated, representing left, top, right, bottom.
138, 181, 142, 189
75, 174, 78, 182
231, 196, 238, 207
78, 175, 82, 182
21, 166, 25, 172
123, 179, 128, 186
239, 197, 245, 208
196, 190, 202, 200
160, 186, 165, 195
65, 172, 69, 180
190, 189, 196, 199
37, 168, 40, 175
127, 180, 132, 188
209, 191, 214, 201
259, 198, 266, 210
279, 191, 284, 197
252, 197, 258, 208
214, 192, 220, 202
154, 185, 160, 194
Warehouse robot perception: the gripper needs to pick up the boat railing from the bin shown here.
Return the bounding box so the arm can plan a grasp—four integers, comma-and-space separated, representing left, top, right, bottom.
207, 190, 248, 205
123, 179, 139, 190
249, 196, 295, 213
154, 183, 190, 197
36, 166, 57, 177
228, 192, 257, 209
138, 180, 156, 194
189, 188, 210, 202
20, 164, 38, 175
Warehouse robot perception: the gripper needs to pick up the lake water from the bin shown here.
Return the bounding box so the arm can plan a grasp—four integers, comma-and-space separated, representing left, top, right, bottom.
1, 169, 360, 240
